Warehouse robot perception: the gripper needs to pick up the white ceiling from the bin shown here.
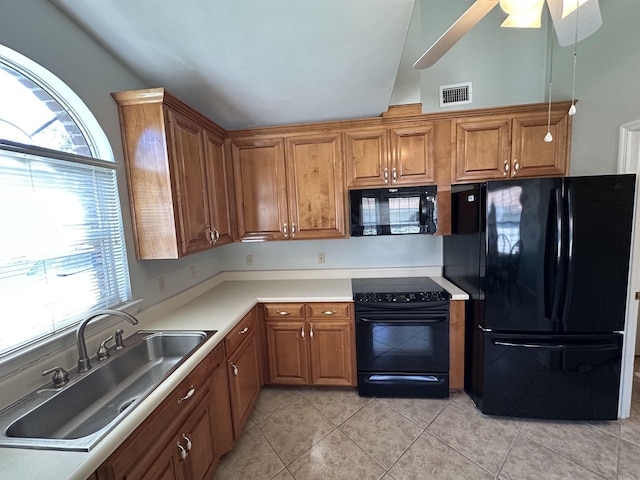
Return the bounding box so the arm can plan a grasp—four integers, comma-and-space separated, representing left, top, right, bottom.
51, 0, 417, 131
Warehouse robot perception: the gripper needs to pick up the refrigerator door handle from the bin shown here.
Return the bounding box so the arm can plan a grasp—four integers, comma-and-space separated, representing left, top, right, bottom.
493, 340, 619, 352
549, 187, 564, 326
559, 185, 576, 328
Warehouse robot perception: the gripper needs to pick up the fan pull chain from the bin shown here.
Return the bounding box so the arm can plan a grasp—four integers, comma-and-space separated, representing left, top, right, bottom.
569, 0, 579, 115
544, 31, 554, 143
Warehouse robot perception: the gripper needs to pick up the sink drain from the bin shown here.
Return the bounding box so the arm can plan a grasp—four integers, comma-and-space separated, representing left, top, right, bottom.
118, 398, 138, 413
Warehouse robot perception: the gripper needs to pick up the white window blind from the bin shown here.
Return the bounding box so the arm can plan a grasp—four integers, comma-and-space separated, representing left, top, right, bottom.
0, 145, 131, 356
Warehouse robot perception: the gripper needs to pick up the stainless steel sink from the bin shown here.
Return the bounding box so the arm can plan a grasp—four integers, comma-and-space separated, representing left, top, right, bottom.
0, 330, 215, 451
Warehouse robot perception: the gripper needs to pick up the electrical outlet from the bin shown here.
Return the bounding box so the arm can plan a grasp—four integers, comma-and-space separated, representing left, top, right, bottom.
318, 252, 326, 264
189, 265, 197, 280
157, 276, 166, 294
246, 254, 254, 266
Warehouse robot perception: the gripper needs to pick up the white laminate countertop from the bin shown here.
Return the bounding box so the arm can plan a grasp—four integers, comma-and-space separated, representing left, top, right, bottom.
0, 277, 468, 480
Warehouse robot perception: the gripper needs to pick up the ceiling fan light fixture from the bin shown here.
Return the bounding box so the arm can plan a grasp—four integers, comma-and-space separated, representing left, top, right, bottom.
562, 0, 590, 18
499, 0, 545, 28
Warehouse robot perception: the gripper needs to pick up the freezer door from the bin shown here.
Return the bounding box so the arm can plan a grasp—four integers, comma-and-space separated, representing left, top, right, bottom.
484, 177, 562, 331
479, 332, 622, 420
559, 175, 635, 332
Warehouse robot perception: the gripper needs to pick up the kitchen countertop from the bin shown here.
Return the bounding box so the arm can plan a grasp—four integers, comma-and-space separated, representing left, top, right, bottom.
0, 276, 467, 480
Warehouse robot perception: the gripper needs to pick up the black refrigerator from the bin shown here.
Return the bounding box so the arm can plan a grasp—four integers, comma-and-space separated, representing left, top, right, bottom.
443, 174, 635, 420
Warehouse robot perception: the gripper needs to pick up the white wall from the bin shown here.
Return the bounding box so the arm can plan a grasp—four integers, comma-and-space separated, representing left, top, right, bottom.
549, 0, 640, 175
0, 0, 226, 309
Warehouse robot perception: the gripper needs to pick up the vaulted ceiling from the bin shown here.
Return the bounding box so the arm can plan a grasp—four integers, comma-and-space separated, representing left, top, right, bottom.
51, 0, 417, 130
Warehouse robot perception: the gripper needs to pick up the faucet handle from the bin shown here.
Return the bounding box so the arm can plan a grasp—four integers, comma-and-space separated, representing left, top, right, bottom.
42, 367, 69, 388
97, 335, 114, 361
114, 329, 125, 350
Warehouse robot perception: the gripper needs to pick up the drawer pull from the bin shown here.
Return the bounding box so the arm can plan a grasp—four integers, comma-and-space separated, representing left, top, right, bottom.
321, 310, 337, 315
177, 442, 188, 460
177, 386, 195, 404
182, 434, 192, 451
231, 363, 238, 377
277, 311, 291, 316
239, 327, 249, 334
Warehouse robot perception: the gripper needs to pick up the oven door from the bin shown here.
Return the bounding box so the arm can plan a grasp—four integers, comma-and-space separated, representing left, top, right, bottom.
355, 305, 449, 397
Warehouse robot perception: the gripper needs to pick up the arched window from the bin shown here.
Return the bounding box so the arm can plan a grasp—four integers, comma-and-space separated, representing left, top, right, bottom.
0, 46, 131, 357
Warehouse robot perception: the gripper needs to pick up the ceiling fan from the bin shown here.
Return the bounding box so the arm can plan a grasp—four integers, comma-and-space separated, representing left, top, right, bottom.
414, 0, 602, 69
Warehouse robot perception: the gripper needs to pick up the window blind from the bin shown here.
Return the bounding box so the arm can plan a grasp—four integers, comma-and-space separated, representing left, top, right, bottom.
0, 146, 131, 356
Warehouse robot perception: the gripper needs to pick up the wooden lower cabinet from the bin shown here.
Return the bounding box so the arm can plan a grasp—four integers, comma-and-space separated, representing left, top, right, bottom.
264, 302, 356, 387
225, 308, 261, 439
95, 343, 232, 480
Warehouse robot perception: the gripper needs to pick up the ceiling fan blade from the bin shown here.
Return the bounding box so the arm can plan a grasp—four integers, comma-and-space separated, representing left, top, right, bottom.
547, 0, 602, 46
413, 0, 499, 69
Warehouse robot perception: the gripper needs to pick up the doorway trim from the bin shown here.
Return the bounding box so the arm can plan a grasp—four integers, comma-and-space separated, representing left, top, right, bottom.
617, 118, 640, 417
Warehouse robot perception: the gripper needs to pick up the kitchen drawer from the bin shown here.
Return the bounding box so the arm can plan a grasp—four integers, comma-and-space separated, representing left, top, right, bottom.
307, 302, 352, 320
210, 341, 225, 369
225, 308, 257, 355
264, 303, 306, 320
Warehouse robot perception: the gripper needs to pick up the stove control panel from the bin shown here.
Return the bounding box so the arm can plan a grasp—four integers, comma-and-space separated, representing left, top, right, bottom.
354, 291, 450, 303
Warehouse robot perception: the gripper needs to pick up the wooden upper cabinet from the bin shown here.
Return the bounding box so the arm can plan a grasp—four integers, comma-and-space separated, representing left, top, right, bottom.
454, 102, 571, 183
111, 88, 232, 259
345, 123, 435, 188
286, 133, 346, 239
231, 137, 288, 241
231, 132, 346, 241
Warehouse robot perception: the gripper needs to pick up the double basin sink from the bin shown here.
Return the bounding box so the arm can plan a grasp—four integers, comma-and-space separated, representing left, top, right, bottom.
0, 329, 215, 451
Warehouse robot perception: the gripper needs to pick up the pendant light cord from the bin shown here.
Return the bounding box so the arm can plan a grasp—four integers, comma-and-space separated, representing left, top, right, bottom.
545, 27, 554, 142
569, 0, 579, 115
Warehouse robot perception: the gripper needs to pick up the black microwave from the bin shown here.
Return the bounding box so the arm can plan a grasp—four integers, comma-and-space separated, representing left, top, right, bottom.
349, 186, 437, 236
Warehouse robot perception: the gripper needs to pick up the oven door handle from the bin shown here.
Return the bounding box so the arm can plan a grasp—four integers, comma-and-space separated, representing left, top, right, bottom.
357, 316, 448, 324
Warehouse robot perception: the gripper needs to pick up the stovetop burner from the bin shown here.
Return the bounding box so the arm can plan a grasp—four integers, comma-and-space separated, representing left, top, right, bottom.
351, 277, 450, 304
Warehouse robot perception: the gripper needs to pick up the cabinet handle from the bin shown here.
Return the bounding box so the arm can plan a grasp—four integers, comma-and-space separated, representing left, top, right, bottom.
177, 386, 195, 404
207, 228, 215, 245
177, 442, 188, 461
182, 434, 192, 451
503, 161, 510, 175
276, 310, 291, 316
291, 223, 296, 237
321, 310, 336, 315
392, 167, 397, 183
214, 228, 220, 241
301, 325, 305, 338
283, 222, 288, 237
309, 324, 314, 339
383, 168, 388, 183
231, 363, 238, 376
513, 161, 520, 173
239, 327, 249, 335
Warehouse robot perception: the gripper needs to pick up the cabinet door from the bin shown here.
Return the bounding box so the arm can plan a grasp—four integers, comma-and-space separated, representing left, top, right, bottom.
124, 436, 185, 480
285, 133, 346, 239
203, 129, 233, 247
209, 354, 234, 460
511, 111, 569, 178
389, 124, 435, 186
454, 117, 512, 182
308, 320, 355, 386
344, 128, 389, 188
166, 109, 211, 256
231, 137, 288, 241
265, 320, 310, 385
181, 398, 216, 480
227, 329, 261, 438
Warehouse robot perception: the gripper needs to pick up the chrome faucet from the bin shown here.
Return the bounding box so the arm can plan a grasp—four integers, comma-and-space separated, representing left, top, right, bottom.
76, 309, 139, 373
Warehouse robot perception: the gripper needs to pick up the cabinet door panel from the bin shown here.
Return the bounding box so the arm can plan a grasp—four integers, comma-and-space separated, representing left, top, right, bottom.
455, 118, 511, 182
345, 129, 389, 188
308, 321, 355, 386
390, 125, 435, 185
511, 111, 569, 178
227, 330, 261, 438
204, 130, 233, 246
286, 133, 346, 239
265, 321, 309, 385
167, 110, 211, 256
232, 138, 288, 241
210, 355, 234, 459
124, 438, 184, 480
182, 400, 216, 480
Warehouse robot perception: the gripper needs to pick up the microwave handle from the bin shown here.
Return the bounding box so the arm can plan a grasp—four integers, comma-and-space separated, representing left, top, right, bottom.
420, 195, 434, 226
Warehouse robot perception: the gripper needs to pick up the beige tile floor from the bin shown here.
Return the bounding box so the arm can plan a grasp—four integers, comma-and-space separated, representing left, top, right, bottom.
214, 360, 640, 480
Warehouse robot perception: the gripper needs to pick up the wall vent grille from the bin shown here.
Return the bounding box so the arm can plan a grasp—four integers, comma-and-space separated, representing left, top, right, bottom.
440, 82, 472, 107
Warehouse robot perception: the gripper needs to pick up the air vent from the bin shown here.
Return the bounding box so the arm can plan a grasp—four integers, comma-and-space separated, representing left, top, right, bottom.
439, 82, 472, 107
